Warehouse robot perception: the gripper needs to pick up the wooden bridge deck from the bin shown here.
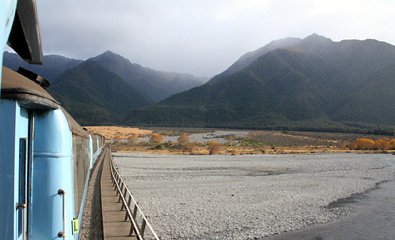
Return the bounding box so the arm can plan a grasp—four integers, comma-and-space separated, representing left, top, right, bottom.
101, 149, 137, 240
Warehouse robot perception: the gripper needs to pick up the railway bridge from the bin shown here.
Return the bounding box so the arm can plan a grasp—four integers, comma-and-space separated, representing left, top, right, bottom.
81, 146, 159, 240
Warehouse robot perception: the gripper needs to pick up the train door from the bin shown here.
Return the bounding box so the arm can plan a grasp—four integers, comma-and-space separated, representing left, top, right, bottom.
15, 108, 30, 240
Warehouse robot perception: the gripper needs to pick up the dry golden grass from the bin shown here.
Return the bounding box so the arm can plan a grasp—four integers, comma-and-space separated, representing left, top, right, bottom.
127, 134, 139, 143
85, 126, 152, 140
111, 142, 388, 155
229, 149, 240, 156
90, 127, 394, 155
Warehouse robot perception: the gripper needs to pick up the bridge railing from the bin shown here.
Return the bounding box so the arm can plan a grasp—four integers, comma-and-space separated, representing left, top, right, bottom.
109, 151, 160, 240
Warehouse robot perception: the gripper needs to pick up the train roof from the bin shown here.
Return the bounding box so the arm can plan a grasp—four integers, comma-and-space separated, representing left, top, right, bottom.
1, 67, 89, 138
1, 67, 58, 110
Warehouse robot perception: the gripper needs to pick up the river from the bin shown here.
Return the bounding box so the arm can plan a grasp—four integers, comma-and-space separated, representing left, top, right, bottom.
114, 153, 395, 240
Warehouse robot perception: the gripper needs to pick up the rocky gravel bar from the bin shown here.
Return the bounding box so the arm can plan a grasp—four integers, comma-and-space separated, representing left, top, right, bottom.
113, 153, 395, 240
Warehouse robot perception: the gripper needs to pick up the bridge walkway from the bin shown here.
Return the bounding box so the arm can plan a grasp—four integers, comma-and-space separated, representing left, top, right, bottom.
100, 148, 137, 240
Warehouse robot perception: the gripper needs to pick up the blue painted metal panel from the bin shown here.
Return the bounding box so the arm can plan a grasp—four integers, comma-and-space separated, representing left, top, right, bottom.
0, 0, 17, 82
0, 100, 29, 240
0, 100, 17, 239
30, 109, 75, 239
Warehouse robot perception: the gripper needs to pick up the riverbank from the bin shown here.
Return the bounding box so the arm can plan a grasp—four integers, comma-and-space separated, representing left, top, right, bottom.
113, 153, 395, 240
90, 126, 395, 155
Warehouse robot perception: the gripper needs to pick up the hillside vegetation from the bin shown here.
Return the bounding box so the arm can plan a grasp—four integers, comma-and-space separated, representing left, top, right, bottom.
51, 61, 153, 125
4, 51, 205, 125
127, 34, 395, 133
5, 34, 395, 132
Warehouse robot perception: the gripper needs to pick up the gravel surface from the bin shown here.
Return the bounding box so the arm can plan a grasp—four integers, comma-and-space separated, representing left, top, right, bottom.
80, 153, 104, 240
267, 179, 395, 240
113, 153, 395, 240
138, 130, 249, 144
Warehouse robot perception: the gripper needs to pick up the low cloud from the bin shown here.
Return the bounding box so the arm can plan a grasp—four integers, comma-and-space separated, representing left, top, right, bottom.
37, 0, 395, 77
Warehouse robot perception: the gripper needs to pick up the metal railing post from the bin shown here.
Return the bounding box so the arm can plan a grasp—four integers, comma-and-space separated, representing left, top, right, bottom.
118, 182, 124, 201
141, 219, 146, 237
125, 196, 132, 221
133, 205, 138, 221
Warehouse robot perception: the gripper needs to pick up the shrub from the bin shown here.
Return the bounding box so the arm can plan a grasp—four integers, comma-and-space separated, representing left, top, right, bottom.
208, 140, 222, 155
183, 143, 198, 155
391, 139, 395, 150
177, 133, 190, 145
374, 138, 391, 150
149, 133, 164, 144
349, 137, 395, 150
349, 138, 376, 150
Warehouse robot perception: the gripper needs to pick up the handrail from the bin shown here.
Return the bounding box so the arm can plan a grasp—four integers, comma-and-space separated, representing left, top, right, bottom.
57, 189, 66, 238
109, 149, 160, 240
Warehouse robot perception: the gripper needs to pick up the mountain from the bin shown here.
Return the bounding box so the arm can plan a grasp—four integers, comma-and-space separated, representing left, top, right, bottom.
5, 50, 206, 125
4, 50, 205, 102
3, 51, 83, 81
126, 34, 395, 132
223, 37, 302, 75
89, 51, 206, 101
332, 64, 395, 126
50, 60, 153, 125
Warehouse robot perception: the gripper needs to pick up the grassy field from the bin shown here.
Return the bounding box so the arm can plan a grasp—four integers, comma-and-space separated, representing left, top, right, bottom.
85, 126, 152, 139
85, 126, 395, 155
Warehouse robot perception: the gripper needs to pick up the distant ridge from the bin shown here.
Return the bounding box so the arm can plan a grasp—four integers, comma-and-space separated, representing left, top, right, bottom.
50, 60, 153, 125
90, 51, 206, 101
3, 51, 83, 81
223, 37, 302, 75
4, 51, 206, 125
126, 34, 395, 133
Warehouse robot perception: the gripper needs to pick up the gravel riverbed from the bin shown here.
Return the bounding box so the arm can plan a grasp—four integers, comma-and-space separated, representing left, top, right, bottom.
113, 153, 395, 240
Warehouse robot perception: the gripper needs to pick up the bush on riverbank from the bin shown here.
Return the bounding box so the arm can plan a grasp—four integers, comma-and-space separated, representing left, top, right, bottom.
349, 137, 395, 150
208, 141, 222, 154
149, 133, 164, 144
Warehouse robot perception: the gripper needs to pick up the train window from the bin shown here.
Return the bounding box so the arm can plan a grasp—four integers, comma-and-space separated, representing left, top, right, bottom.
18, 138, 27, 237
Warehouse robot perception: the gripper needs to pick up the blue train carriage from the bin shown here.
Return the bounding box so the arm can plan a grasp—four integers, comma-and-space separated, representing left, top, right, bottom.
0, 67, 105, 239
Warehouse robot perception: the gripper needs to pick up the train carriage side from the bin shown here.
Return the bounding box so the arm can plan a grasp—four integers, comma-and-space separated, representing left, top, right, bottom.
91, 133, 104, 167
62, 110, 93, 238
0, 67, 103, 240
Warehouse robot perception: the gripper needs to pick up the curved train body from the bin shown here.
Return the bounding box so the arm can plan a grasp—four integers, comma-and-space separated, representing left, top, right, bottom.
0, 67, 105, 239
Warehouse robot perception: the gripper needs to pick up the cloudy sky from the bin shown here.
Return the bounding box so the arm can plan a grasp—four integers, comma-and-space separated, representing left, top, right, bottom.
36, 0, 395, 77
